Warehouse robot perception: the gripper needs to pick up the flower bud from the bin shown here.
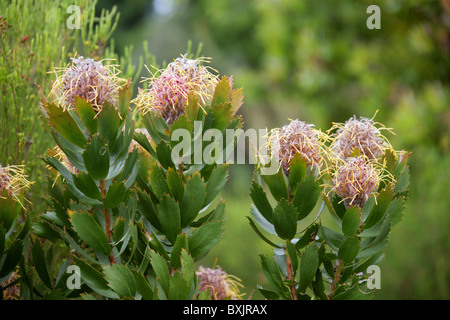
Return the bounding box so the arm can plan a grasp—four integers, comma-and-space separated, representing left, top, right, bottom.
196, 266, 243, 300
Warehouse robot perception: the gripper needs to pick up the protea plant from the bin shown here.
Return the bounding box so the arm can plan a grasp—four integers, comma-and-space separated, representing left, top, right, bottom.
130, 53, 245, 299
248, 115, 410, 300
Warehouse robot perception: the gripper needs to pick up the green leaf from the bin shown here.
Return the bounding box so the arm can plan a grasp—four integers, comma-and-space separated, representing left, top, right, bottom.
70, 211, 110, 256
363, 185, 393, 229
136, 189, 162, 231
185, 93, 199, 122
150, 250, 170, 297
394, 167, 410, 194
298, 243, 319, 292
0, 240, 23, 279
0, 193, 19, 234
211, 103, 233, 132
169, 271, 189, 300
82, 134, 110, 180
204, 165, 229, 207
132, 270, 154, 300
156, 141, 175, 169
249, 205, 276, 235
286, 241, 298, 274
181, 172, 206, 227
74, 97, 98, 135
288, 154, 307, 192
262, 168, 288, 202
249, 180, 273, 224
31, 240, 52, 289
180, 249, 195, 288
170, 233, 188, 269
118, 81, 132, 120
259, 254, 290, 299
104, 182, 127, 209
212, 76, 231, 106
246, 217, 282, 248
103, 264, 137, 298
338, 237, 361, 263
97, 100, 121, 147
358, 219, 391, 259
318, 226, 345, 252
342, 206, 361, 237
295, 223, 319, 250
188, 220, 224, 260
74, 258, 119, 299
272, 200, 298, 240
157, 194, 181, 244
166, 167, 185, 203
292, 173, 321, 220
72, 172, 102, 200
43, 101, 87, 148
148, 162, 170, 200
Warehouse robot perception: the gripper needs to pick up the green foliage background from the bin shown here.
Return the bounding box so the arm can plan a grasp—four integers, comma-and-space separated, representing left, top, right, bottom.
1, 0, 448, 299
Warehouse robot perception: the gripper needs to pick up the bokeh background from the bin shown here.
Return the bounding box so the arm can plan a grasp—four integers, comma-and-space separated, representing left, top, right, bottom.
2, 0, 449, 299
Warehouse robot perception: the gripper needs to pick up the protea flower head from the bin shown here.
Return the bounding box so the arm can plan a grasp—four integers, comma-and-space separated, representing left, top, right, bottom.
328, 113, 394, 161
49, 56, 126, 113
133, 54, 218, 124
196, 266, 244, 300
329, 156, 386, 209
0, 164, 32, 207
268, 119, 328, 174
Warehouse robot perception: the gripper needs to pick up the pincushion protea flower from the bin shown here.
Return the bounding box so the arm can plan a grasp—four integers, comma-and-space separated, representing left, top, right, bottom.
328, 113, 394, 161
0, 164, 32, 207
328, 156, 388, 209
196, 266, 244, 300
49, 56, 126, 113
133, 54, 218, 124
268, 119, 328, 174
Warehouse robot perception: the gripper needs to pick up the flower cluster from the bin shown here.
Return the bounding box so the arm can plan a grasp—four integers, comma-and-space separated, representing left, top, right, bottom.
133, 54, 218, 124
196, 266, 244, 300
49, 56, 126, 112
325, 113, 396, 208
268, 119, 327, 174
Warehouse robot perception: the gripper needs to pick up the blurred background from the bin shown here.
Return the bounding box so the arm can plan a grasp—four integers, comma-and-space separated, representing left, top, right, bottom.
2, 0, 449, 299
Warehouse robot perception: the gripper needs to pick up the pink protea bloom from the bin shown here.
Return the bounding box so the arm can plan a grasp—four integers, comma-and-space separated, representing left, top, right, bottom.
330, 156, 383, 209
269, 119, 328, 174
50, 56, 126, 112
196, 266, 244, 300
329, 114, 394, 161
133, 54, 218, 124
0, 164, 32, 206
